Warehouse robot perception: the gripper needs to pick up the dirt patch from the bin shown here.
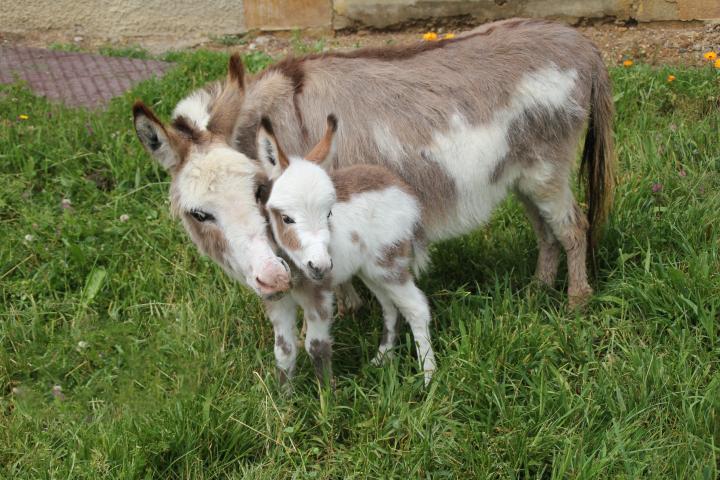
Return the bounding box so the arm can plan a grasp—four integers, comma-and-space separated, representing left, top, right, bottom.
217, 21, 720, 67
3, 20, 720, 67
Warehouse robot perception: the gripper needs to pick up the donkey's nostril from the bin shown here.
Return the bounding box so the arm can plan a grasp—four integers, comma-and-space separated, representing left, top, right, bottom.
279, 258, 290, 274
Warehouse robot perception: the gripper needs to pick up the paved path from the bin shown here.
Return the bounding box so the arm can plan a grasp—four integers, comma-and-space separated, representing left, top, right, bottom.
0, 46, 172, 108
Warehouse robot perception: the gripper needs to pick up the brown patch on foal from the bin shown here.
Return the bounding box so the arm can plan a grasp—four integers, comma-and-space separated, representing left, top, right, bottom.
275, 335, 292, 356
270, 209, 301, 251
330, 165, 412, 202
308, 338, 332, 380
294, 275, 333, 320
377, 240, 413, 284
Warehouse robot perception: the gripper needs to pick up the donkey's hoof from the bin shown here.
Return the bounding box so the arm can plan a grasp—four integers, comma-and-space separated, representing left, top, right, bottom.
568, 287, 593, 310
335, 284, 363, 317
528, 277, 555, 293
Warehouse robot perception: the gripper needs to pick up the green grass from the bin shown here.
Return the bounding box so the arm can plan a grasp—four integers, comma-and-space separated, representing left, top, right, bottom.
48, 42, 84, 53
1, 50, 719, 478
208, 34, 248, 47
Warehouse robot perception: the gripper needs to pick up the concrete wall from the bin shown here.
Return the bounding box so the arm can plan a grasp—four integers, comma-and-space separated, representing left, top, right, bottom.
334, 0, 720, 29
0, 0, 246, 49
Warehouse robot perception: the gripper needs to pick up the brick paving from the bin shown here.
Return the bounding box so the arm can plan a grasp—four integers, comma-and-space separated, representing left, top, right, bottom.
0, 46, 172, 108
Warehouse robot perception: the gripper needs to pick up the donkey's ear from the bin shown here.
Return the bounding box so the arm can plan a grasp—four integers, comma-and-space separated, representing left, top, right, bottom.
256, 116, 289, 180
227, 53, 245, 91
133, 100, 180, 171
305, 114, 338, 169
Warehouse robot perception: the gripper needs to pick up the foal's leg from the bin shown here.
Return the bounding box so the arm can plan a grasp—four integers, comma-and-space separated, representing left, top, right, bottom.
518, 162, 593, 308
264, 295, 299, 386
359, 276, 399, 365
380, 280, 436, 385
294, 287, 335, 384
516, 191, 561, 286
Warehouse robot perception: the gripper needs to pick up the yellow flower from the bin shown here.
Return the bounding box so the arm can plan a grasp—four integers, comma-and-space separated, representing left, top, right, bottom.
18, 114, 29, 120
666, 74, 676, 83
623, 59, 633, 67
422, 32, 438, 41
703, 51, 717, 61
715, 59, 720, 69
444, 33, 456, 40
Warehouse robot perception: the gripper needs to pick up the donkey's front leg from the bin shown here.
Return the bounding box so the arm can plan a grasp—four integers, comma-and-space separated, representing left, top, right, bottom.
264, 295, 299, 387
297, 289, 335, 385
334, 281, 363, 317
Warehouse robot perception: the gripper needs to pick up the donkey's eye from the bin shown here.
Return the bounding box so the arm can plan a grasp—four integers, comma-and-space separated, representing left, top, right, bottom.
190, 209, 215, 222
281, 215, 295, 224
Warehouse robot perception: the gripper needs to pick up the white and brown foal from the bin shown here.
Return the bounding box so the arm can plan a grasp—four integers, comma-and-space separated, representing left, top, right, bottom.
258, 115, 436, 385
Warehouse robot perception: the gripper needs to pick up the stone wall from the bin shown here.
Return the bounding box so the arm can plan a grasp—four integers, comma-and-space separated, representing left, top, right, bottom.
334, 0, 720, 29
1, 0, 717, 50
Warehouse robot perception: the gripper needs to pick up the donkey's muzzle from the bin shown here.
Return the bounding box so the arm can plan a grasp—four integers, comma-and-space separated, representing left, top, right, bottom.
255, 257, 291, 294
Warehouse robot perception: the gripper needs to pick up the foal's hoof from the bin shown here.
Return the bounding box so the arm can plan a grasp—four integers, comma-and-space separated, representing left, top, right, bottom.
277, 371, 295, 395
423, 370, 435, 387
371, 350, 395, 366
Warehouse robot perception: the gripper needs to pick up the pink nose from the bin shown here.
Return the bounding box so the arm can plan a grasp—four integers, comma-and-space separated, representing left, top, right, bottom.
255, 258, 291, 294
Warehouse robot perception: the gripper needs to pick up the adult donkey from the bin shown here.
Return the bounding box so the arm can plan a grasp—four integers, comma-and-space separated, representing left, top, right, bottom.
133, 18, 615, 382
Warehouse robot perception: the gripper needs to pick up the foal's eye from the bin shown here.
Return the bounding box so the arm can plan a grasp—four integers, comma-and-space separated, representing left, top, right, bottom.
281, 214, 295, 224
327, 210, 332, 219
190, 209, 215, 222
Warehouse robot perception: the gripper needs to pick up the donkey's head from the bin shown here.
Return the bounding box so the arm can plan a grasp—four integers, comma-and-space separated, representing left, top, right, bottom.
132, 54, 291, 297
257, 115, 338, 281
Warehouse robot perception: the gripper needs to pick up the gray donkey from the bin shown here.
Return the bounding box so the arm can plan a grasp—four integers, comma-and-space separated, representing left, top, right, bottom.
133, 18, 615, 384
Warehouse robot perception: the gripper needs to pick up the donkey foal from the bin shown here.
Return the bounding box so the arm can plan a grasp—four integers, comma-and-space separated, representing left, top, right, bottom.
258, 115, 436, 385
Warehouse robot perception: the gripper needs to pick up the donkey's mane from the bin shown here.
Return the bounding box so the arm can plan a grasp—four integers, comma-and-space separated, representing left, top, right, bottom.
260, 18, 536, 96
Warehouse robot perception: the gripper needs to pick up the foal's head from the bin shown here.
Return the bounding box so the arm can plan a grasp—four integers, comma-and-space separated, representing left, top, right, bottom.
257, 115, 338, 281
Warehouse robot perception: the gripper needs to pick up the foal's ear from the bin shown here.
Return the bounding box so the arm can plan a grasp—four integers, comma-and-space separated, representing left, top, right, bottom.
227, 53, 245, 91
305, 114, 338, 169
133, 100, 182, 172
256, 116, 289, 180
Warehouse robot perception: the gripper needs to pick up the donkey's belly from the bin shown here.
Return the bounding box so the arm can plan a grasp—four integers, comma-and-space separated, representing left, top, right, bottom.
421, 115, 521, 242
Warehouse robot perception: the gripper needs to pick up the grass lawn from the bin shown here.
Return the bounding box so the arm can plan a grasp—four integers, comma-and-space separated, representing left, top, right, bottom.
1, 49, 719, 479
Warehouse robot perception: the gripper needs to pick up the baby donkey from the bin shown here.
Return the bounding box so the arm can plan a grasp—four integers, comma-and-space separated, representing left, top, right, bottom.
258, 115, 436, 385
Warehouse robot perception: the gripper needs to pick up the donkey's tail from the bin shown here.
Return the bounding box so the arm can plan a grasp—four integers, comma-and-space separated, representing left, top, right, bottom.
581, 58, 616, 262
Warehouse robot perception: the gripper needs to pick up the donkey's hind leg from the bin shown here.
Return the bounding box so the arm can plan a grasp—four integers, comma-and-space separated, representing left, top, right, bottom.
516, 191, 561, 286
518, 162, 593, 308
